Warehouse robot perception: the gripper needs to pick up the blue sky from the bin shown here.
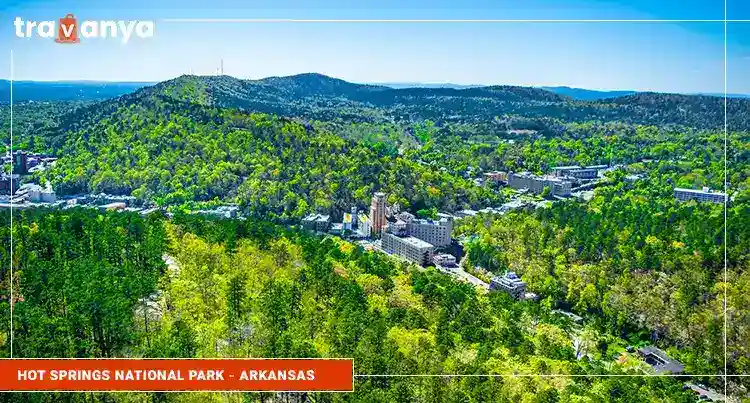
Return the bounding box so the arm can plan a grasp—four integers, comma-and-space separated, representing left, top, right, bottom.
0, 0, 749, 93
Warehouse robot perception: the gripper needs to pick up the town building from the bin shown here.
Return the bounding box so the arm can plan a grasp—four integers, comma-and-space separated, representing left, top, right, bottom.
329, 223, 344, 235
483, 171, 508, 183
384, 220, 408, 236
390, 211, 452, 247
566, 168, 598, 180
571, 191, 594, 202
674, 187, 727, 204
0, 174, 19, 195
13, 151, 29, 175
407, 215, 453, 248
489, 271, 527, 299
370, 192, 387, 236
432, 253, 457, 267
508, 172, 572, 197
343, 213, 354, 231
357, 213, 371, 238
395, 211, 415, 223
199, 205, 239, 219
552, 165, 582, 177
553, 165, 606, 180
345, 207, 358, 230
637, 346, 685, 374
302, 213, 331, 232
15, 183, 56, 203
381, 232, 434, 266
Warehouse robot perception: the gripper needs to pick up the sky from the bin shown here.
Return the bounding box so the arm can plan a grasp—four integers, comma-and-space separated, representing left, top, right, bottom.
0, 0, 749, 93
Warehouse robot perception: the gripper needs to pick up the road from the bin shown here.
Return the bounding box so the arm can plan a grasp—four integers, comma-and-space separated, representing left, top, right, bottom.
438, 253, 489, 291
684, 383, 726, 402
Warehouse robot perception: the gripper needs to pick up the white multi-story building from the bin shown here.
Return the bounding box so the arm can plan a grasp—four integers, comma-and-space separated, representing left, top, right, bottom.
553, 165, 605, 180
381, 232, 435, 266
433, 253, 457, 267
674, 187, 727, 204
407, 215, 453, 248
567, 168, 598, 180
302, 213, 331, 232
357, 213, 371, 238
391, 211, 452, 247
15, 183, 56, 203
489, 271, 527, 300
552, 166, 582, 177
508, 172, 572, 197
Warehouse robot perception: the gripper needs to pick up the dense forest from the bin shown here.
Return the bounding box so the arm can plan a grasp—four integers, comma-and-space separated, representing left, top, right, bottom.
1, 73, 748, 402
24, 75, 749, 218
0, 209, 716, 402
139, 74, 750, 131
42, 98, 499, 218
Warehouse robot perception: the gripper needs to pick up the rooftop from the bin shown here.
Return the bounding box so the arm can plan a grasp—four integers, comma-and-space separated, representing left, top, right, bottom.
412, 216, 451, 226
392, 235, 434, 250
638, 346, 685, 374
674, 187, 727, 196
493, 271, 526, 287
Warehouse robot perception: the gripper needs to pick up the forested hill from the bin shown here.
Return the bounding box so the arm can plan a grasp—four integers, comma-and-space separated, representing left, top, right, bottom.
8, 73, 749, 148
122, 73, 749, 131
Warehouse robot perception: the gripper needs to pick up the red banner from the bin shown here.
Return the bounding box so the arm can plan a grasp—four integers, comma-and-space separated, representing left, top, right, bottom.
0, 359, 353, 392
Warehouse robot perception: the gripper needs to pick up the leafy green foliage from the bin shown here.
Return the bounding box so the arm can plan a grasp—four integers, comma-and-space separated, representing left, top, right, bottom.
44, 95, 499, 218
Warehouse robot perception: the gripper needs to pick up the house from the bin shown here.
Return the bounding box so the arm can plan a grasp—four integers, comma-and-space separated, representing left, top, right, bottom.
637, 346, 685, 374
302, 213, 331, 232
432, 253, 457, 267
490, 271, 527, 299
674, 187, 727, 204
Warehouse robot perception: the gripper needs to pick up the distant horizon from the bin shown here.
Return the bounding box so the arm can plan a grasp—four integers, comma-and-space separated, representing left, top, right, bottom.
2, 0, 748, 94
1, 74, 749, 97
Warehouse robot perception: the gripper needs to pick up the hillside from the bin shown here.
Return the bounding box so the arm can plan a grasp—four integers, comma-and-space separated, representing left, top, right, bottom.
9, 73, 750, 155
135, 74, 750, 131
541, 86, 637, 100
33, 73, 748, 212
44, 89, 499, 217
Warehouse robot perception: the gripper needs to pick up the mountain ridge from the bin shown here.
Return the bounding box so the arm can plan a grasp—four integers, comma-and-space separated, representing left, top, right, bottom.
125, 74, 748, 131
3, 74, 748, 102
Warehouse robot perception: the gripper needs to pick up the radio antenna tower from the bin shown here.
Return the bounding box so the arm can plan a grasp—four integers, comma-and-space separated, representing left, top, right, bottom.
220, 59, 224, 76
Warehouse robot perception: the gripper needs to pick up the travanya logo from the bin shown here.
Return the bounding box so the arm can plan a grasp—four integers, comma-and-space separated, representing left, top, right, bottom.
14, 14, 154, 44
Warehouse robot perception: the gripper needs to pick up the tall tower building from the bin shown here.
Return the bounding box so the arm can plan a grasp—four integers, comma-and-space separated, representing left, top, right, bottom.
370, 192, 387, 236
13, 151, 28, 175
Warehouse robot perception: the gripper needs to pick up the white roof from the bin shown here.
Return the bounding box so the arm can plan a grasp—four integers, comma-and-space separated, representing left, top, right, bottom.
399, 236, 434, 249
674, 187, 727, 196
